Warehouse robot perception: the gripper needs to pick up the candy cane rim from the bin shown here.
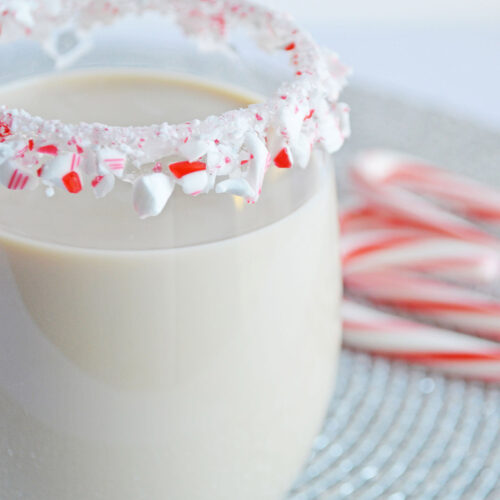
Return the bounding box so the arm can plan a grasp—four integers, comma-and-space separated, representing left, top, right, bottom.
0, 0, 350, 217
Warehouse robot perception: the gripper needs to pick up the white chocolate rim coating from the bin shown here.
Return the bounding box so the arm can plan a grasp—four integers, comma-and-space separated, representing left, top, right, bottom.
0, 0, 350, 217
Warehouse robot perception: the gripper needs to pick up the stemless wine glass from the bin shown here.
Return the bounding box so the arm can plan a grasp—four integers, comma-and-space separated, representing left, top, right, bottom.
0, 2, 349, 499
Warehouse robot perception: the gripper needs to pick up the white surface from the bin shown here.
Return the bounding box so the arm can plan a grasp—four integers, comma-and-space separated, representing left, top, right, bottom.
262, 0, 500, 25
317, 25, 500, 131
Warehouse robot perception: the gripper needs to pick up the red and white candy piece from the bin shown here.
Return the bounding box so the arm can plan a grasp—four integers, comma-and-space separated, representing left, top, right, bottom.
345, 271, 500, 342
91, 173, 115, 199
133, 173, 175, 219
267, 126, 294, 170
169, 160, 209, 196
341, 227, 500, 285
178, 170, 210, 196
206, 145, 234, 175
38, 152, 83, 193
342, 299, 500, 382
0, 160, 38, 191
97, 148, 127, 178
266, 123, 298, 168
340, 202, 436, 234
169, 160, 206, 179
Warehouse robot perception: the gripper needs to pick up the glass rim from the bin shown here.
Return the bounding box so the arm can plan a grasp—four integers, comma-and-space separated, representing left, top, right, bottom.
0, 0, 350, 217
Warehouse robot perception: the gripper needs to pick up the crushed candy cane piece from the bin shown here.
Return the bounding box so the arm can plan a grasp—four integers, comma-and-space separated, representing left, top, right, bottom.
91, 173, 115, 198
169, 161, 207, 179
97, 148, 127, 178
0, 160, 38, 190
133, 173, 175, 219
274, 147, 293, 169
62, 171, 82, 193
37, 144, 58, 155
178, 170, 209, 196
215, 178, 255, 199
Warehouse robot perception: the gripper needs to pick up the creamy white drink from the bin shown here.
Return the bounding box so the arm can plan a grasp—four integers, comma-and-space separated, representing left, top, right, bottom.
0, 70, 342, 500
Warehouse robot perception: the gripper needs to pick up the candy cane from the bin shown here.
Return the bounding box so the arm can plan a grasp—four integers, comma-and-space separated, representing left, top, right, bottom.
350, 151, 499, 246
342, 300, 500, 382
345, 271, 500, 342
357, 151, 500, 226
341, 227, 500, 285
340, 150, 500, 381
340, 201, 435, 234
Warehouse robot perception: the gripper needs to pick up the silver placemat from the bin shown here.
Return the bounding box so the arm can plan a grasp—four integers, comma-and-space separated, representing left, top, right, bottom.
288, 86, 500, 500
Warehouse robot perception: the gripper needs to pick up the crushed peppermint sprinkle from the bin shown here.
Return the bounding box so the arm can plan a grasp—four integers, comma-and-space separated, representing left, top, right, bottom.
169, 160, 207, 178
37, 144, 58, 155
62, 171, 82, 193
0, 0, 350, 218
0, 120, 12, 142
274, 148, 292, 169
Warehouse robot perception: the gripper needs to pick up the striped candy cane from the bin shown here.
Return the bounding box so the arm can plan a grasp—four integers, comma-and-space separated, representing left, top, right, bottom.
356, 151, 500, 226
345, 271, 500, 341
341, 150, 500, 381
343, 300, 500, 382
340, 201, 437, 234
350, 151, 499, 246
341, 227, 499, 285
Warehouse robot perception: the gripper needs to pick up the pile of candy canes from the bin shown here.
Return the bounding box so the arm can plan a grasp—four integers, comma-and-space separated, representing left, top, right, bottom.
0, 0, 349, 217
342, 150, 500, 382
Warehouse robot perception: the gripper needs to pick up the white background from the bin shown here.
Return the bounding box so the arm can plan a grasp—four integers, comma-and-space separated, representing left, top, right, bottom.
261, 1, 500, 26
258, 0, 500, 131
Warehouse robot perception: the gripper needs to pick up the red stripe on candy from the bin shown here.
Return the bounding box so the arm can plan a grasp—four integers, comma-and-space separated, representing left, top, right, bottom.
169, 161, 206, 179
369, 297, 500, 315
13, 171, 23, 189
304, 109, 315, 121
7, 169, 18, 189
374, 350, 500, 363
91, 175, 104, 188
342, 234, 427, 265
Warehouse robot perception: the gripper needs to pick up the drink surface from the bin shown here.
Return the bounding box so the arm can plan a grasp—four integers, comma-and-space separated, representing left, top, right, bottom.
0, 69, 324, 250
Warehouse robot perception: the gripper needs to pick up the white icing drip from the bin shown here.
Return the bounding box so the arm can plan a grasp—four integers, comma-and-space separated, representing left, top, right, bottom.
0, 0, 350, 217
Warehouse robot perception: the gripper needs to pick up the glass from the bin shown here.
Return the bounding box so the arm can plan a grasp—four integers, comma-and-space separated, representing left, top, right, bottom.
0, 12, 343, 500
